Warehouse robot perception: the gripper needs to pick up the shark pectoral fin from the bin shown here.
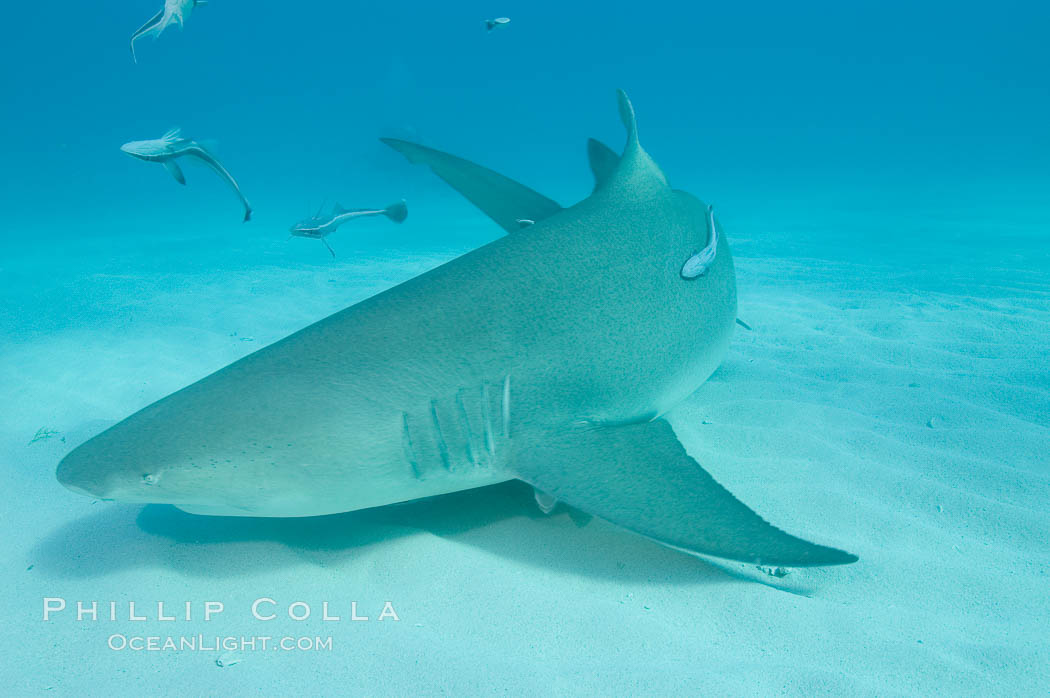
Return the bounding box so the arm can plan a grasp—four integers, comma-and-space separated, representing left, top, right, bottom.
163, 160, 186, 185
380, 137, 562, 234
511, 419, 858, 567
586, 138, 620, 191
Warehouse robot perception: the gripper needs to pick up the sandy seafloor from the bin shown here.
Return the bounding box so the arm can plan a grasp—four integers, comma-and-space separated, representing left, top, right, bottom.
1, 181, 1048, 696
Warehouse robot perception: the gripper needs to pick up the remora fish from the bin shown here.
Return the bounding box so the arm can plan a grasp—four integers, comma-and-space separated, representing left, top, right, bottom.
290, 201, 408, 257
59, 92, 857, 568
130, 0, 207, 63
121, 129, 252, 222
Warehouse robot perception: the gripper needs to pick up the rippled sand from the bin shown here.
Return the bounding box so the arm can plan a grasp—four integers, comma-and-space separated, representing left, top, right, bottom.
1, 212, 1047, 694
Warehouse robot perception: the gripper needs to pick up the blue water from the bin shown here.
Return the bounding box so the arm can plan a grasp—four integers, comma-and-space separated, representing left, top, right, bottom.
2, 1, 1049, 695
2, 1, 1047, 242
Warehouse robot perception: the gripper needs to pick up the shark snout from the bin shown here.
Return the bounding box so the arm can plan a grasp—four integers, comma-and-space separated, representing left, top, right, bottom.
56, 445, 118, 499
56, 433, 161, 502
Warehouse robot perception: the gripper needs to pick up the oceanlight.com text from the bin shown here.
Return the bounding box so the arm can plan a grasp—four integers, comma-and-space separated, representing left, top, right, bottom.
107, 634, 334, 652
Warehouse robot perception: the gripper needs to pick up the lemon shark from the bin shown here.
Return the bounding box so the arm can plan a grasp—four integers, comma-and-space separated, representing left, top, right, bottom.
57, 92, 857, 567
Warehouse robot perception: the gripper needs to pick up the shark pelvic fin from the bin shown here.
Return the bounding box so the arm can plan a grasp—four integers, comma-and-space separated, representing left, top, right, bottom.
163, 160, 186, 185
380, 137, 562, 234
510, 418, 858, 567
586, 138, 620, 191
533, 488, 558, 514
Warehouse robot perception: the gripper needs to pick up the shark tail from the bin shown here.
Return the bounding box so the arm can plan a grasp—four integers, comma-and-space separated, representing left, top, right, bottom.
384, 199, 408, 223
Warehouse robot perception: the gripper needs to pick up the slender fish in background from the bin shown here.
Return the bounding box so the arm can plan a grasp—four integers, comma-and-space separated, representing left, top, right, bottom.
130, 0, 207, 63
290, 201, 408, 257
120, 128, 253, 222
484, 17, 511, 31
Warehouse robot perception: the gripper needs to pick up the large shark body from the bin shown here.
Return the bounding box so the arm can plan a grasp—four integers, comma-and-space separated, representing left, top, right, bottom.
58, 93, 857, 567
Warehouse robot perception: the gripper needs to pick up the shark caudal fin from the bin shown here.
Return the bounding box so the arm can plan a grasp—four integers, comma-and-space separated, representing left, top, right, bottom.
384, 199, 408, 223
380, 137, 562, 234
510, 419, 858, 567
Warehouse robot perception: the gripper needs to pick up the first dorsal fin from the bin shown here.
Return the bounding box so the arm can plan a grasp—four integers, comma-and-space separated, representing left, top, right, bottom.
380, 138, 562, 234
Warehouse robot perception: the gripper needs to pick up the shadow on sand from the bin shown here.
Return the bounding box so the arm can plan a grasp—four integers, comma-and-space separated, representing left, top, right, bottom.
25, 480, 803, 589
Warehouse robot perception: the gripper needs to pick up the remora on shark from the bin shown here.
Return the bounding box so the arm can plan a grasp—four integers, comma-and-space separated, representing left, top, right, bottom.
59, 92, 857, 567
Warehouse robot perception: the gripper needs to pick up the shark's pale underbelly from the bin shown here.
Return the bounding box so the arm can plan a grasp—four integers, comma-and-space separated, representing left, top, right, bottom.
176, 375, 518, 518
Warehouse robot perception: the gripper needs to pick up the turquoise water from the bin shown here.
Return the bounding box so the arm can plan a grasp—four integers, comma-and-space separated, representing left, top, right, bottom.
2, 1, 1049, 695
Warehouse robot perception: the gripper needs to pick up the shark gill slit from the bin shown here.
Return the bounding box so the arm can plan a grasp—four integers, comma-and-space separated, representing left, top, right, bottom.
429, 400, 453, 471
502, 375, 511, 439
480, 383, 496, 456
400, 412, 423, 480
455, 390, 479, 468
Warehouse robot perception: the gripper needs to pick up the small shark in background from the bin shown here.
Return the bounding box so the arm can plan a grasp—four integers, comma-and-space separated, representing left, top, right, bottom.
485, 17, 510, 31
121, 128, 253, 222
290, 201, 408, 256
130, 0, 207, 63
